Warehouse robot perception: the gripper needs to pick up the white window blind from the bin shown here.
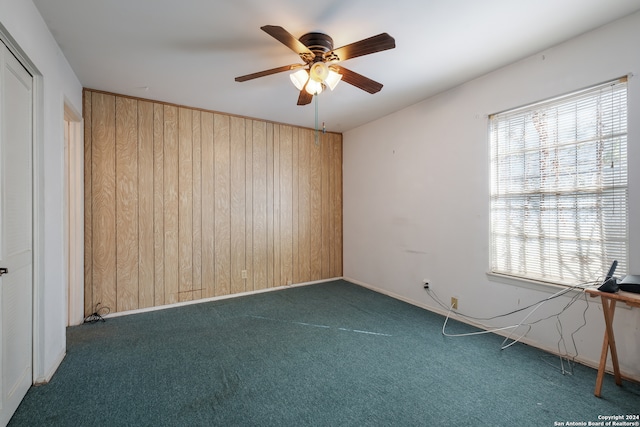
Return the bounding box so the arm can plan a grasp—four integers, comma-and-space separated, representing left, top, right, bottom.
489, 78, 628, 285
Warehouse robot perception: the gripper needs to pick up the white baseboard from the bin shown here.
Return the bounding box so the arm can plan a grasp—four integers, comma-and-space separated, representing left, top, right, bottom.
103, 277, 344, 319
34, 349, 66, 386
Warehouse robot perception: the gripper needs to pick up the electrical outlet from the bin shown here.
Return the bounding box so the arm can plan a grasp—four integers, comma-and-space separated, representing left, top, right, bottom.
450, 297, 458, 310
241, 270, 247, 279
422, 279, 430, 289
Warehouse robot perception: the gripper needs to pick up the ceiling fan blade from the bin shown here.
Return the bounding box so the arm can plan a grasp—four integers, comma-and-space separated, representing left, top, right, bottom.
261, 25, 315, 61
331, 66, 383, 94
235, 64, 304, 82
327, 33, 395, 62
297, 89, 313, 106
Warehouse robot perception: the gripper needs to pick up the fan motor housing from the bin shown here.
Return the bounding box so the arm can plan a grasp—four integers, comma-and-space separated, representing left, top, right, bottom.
299, 32, 334, 56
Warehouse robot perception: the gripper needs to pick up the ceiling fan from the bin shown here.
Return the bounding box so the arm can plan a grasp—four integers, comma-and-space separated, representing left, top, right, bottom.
235, 25, 396, 106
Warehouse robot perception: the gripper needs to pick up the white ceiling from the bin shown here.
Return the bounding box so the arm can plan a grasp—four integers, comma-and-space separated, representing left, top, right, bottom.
34, 0, 640, 133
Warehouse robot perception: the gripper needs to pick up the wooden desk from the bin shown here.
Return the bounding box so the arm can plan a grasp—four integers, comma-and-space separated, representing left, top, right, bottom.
584, 287, 640, 397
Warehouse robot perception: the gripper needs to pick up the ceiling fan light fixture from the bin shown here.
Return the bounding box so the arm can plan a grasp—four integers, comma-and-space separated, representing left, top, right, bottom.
305, 79, 323, 95
290, 69, 309, 91
325, 69, 342, 91
310, 62, 329, 82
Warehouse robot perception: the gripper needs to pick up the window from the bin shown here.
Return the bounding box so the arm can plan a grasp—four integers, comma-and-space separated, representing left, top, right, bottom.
489, 78, 628, 285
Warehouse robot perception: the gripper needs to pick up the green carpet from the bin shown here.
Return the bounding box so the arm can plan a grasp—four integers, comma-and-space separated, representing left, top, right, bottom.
8, 280, 640, 426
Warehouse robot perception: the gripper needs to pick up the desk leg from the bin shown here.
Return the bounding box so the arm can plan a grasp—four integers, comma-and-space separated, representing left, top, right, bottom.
595, 324, 608, 397
595, 297, 620, 397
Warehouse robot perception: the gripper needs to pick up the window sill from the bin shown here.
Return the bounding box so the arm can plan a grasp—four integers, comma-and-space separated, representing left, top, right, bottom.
485, 272, 631, 309
486, 271, 586, 296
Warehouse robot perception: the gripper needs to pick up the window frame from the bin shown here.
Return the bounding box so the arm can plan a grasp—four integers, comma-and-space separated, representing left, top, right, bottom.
488, 78, 629, 287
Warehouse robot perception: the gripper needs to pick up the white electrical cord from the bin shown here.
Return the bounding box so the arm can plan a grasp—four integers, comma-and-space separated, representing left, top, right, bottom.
429, 280, 595, 349
441, 303, 527, 338
498, 283, 592, 350
499, 299, 546, 349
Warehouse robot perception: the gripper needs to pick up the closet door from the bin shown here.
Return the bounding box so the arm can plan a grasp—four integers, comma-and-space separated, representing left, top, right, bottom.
0, 41, 33, 426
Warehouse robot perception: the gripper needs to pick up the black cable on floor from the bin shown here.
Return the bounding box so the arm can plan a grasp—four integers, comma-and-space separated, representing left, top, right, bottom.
83, 303, 110, 324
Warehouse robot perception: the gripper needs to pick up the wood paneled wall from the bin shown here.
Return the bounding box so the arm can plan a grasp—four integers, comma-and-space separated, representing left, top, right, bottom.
83, 89, 343, 315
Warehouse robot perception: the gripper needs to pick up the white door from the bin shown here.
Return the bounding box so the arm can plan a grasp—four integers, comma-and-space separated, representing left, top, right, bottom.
0, 41, 33, 426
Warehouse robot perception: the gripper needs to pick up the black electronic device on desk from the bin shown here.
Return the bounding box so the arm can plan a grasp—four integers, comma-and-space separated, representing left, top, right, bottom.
597, 260, 619, 293
596, 260, 640, 294
618, 274, 640, 294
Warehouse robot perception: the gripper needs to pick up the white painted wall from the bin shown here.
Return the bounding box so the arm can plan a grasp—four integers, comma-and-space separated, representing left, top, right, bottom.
0, 0, 82, 382
344, 11, 640, 380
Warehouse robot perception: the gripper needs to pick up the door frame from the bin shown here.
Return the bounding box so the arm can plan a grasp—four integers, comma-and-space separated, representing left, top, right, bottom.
0, 24, 47, 384
64, 104, 83, 327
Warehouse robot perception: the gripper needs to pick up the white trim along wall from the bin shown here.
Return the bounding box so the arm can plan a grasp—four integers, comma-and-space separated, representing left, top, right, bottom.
64, 104, 84, 327
343, 11, 640, 381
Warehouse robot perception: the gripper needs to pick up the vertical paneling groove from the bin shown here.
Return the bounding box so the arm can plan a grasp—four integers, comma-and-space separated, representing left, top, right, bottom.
292, 128, 299, 284
163, 105, 179, 304
83, 91, 93, 315
153, 103, 165, 306
245, 120, 254, 291
115, 97, 139, 311
266, 123, 275, 289
91, 92, 117, 312
273, 125, 281, 287
84, 90, 342, 315
280, 125, 293, 285
321, 131, 331, 278
252, 121, 267, 290
192, 110, 202, 300
178, 108, 193, 301
298, 129, 311, 282
138, 101, 154, 308
230, 116, 246, 294
214, 114, 231, 296
310, 132, 322, 281
201, 112, 215, 298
